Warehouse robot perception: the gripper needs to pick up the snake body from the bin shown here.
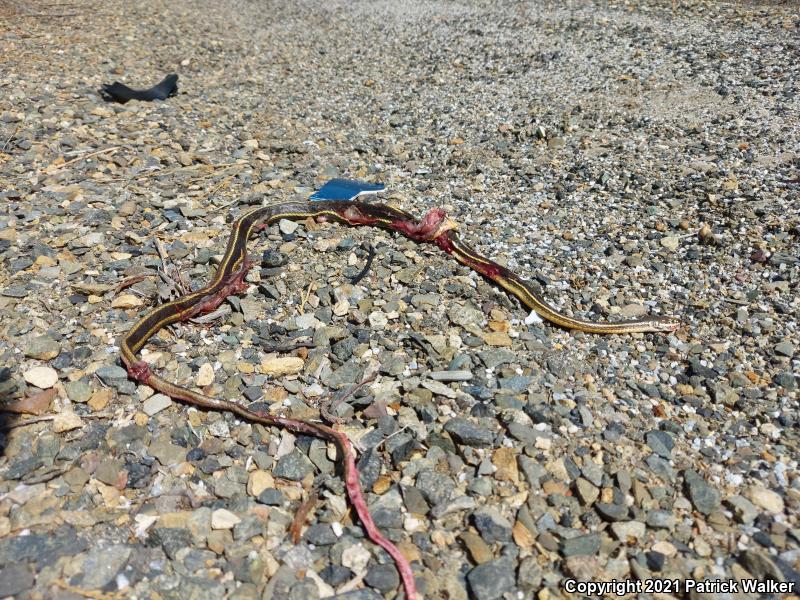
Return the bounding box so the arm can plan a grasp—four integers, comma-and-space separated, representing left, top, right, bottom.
120, 200, 679, 600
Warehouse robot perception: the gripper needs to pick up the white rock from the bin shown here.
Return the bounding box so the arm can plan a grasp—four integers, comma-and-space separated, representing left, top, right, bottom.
660, 236, 680, 251
23, 365, 58, 389
295, 312, 320, 329
279, 219, 298, 234
261, 356, 304, 376
333, 300, 350, 317
143, 394, 172, 416
211, 508, 241, 529
196, 362, 215, 386
746, 484, 784, 514
524, 310, 543, 325
368, 310, 388, 329
341, 543, 371, 571
52, 411, 82, 433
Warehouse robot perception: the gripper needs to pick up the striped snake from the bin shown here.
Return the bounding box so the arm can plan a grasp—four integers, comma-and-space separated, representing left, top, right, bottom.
120, 200, 679, 600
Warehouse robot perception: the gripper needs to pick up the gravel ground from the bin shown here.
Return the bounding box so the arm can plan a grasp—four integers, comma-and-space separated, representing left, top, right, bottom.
1, 0, 799, 598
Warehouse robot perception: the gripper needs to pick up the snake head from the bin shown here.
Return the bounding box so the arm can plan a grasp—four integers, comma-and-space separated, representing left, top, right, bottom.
648, 316, 681, 332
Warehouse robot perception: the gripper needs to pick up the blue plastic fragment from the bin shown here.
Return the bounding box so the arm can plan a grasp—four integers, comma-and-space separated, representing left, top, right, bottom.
310, 178, 385, 201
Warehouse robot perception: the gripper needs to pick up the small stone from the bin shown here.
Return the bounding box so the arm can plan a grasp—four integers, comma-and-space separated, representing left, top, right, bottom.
745, 485, 784, 514
429, 370, 473, 382
81, 544, 132, 589
273, 450, 314, 481
482, 331, 512, 347
646, 430, 674, 459
364, 564, 399, 592
111, 294, 144, 308
257, 489, 284, 506
0, 564, 34, 597
368, 311, 388, 329
23, 365, 58, 389
261, 356, 304, 376
143, 393, 172, 416
95, 365, 130, 388
726, 495, 758, 524
575, 478, 600, 506
466, 557, 515, 600
683, 469, 720, 515
645, 510, 675, 529
561, 533, 601, 557
25, 336, 61, 360
610, 521, 646, 541
65, 379, 92, 403
87, 388, 112, 411
472, 506, 512, 543
211, 508, 241, 529
94, 459, 125, 487
248, 470, 274, 497
52, 411, 83, 432
341, 544, 371, 572
443, 417, 494, 447
595, 502, 629, 522
492, 447, 518, 483
774, 341, 795, 357
460, 531, 493, 564
279, 219, 299, 234
197, 363, 215, 386
660, 236, 679, 251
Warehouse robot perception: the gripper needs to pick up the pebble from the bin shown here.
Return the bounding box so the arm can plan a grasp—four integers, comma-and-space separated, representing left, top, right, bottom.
279, 219, 299, 235
466, 557, 515, 600
746, 485, 784, 514
429, 370, 473, 382
683, 470, 721, 515
65, 379, 92, 403
443, 417, 494, 447
24, 336, 61, 360
273, 450, 314, 481
196, 362, 216, 386
211, 509, 241, 530
143, 393, 172, 416
23, 366, 58, 389
261, 356, 304, 376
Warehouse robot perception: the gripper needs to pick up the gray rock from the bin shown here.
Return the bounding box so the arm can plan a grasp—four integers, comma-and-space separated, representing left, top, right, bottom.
273, 450, 314, 481
65, 379, 92, 403
646, 430, 675, 459
738, 549, 785, 582
95, 365, 133, 392
429, 369, 473, 382
683, 469, 720, 515
143, 393, 173, 416
466, 557, 516, 600
477, 349, 516, 369
561, 533, 601, 557
365, 564, 399, 592
81, 544, 131, 588
472, 506, 512, 543
595, 502, 629, 522
234, 515, 265, 542
415, 470, 453, 506
304, 524, 337, 546
726, 495, 758, 524
645, 510, 676, 529
0, 564, 34, 597
152, 528, 193, 560
443, 417, 494, 447
0, 527, 86, 568
774, 341, 795, 357
25, 335, 61, 360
